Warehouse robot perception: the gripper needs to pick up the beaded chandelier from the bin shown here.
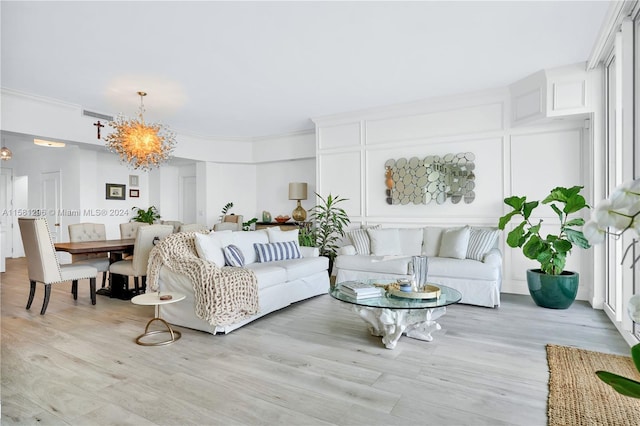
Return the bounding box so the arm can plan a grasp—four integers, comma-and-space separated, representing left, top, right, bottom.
105, 91, 176, 170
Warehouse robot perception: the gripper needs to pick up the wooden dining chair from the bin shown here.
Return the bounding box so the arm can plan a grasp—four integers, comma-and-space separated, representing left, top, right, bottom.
110, 224, 174, 295
18, 217, 98, 315
68, 223, 110, 288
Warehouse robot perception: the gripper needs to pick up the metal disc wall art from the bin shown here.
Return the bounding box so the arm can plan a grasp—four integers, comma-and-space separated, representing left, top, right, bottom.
384, 152, 476, 205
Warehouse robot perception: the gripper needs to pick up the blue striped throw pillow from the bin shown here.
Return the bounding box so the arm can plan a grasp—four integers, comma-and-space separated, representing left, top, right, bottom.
223, 244, 245, 267
254, 241, 302, 263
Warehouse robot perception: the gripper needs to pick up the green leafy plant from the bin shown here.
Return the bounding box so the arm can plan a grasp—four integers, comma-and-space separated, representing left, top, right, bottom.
308, 193, 350, 262
596, 344, 640, 398
132, 206, 160, 224
498, 186, 591, 275
242, 217, 258, 231
298, 224, 317, 247
219, 202, 234, 221
221, 202, 233, 215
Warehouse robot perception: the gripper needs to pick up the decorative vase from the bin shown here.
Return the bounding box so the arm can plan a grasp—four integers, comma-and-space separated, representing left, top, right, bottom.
526, 269, 579, 309
262, 211, 272, 223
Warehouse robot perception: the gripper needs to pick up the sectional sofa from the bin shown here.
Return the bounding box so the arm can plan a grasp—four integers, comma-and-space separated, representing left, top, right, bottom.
334, 225, 502, 308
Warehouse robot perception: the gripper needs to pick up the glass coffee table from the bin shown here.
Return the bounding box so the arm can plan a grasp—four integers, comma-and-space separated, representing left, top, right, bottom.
330, 280, 462, 349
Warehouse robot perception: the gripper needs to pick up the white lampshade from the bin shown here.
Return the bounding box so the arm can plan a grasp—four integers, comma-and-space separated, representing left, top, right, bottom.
288, 182, 308, 200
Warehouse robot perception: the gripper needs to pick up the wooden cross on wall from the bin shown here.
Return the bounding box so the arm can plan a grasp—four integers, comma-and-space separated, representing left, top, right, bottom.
93, 121, 104, 139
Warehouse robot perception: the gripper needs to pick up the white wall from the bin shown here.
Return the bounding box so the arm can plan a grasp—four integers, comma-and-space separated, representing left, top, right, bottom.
256, 158, 316, 221
314, 81, 594, 300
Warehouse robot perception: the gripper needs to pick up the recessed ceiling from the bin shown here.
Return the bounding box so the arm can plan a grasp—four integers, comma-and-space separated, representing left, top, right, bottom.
1, 1, 611, 139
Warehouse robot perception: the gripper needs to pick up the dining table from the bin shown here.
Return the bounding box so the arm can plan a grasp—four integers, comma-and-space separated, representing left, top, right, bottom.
54, 238, 136, 300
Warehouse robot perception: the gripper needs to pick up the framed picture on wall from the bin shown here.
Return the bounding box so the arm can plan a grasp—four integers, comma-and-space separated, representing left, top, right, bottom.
129, 189, 140, 198
129, 175, 139, 187
106, 183, 126, 200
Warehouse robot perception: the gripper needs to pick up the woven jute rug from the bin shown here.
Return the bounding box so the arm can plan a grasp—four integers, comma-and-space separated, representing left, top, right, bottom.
547, 344, 640, 425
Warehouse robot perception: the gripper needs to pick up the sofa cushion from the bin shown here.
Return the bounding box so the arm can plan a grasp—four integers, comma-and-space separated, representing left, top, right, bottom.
422, 227, 444, 257
231, 230, 268, 264
267, 227, 299, 243
254, 241, 302, 262
244, 263, 287, 290
335, 254, 410, 275
428, 256, 500, 281
194, 230, 233, 267
439, 226, 470, 259
223, 244, 245, 267
268, 256, 329, 281
467, 227, 500, 261
398, 228, 423, 255
367, 228, 401, 256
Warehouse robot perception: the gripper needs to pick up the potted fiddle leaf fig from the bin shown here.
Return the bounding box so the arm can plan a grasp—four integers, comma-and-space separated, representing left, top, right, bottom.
498, 186, 591, 309
132, 206, 160, 224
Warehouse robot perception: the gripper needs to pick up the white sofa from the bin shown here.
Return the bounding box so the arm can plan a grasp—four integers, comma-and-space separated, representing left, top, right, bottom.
153, 228, 329, 334
334, 226, 502, 308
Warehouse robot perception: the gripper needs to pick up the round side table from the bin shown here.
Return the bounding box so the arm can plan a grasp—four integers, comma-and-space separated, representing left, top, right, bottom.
131, 292, 185, 346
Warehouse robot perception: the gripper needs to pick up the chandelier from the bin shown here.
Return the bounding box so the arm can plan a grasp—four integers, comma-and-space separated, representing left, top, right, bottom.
0, 146, 12, 161
105, 91, 176, 170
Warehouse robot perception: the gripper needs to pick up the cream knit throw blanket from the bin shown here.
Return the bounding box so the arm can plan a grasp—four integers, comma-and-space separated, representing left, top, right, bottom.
147, 232, 259, 326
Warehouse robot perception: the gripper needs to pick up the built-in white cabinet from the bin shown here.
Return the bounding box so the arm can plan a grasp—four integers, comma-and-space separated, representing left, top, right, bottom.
510, 62, 593, 126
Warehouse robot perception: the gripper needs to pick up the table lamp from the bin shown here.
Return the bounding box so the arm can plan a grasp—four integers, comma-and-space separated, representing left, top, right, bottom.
288, 182, 308, 222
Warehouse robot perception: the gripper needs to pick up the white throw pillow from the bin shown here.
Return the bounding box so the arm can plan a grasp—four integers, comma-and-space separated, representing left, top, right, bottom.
467, 227, 500, 261
194, 231, 233, 267
422, 227, 444, 257
438, 226, 471, 259
231, 230, 268, 265
267, 227, 299, 243
367, 228, 401, 256
398, 228, 423, 255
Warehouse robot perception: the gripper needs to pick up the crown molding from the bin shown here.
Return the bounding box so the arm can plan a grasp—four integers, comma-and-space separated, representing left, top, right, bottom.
587, 1, 638, 70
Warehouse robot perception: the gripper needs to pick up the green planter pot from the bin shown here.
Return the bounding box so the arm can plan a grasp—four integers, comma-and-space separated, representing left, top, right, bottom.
526, 269, 579, 309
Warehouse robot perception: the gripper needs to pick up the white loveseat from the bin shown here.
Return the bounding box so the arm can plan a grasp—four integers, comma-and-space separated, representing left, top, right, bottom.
151, 228, 329, 334
334, 226, 502, 308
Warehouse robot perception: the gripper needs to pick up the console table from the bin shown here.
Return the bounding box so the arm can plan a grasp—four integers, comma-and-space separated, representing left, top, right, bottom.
255, 221, 310, 231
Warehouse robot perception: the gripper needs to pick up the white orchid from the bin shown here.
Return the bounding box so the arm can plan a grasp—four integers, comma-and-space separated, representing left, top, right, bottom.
583, 220, 606, 245
588, 178, 640, 246
592, 199, 633, 230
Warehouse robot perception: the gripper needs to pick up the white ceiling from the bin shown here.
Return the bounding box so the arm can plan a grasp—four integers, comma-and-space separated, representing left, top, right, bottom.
1, 1, 611, 139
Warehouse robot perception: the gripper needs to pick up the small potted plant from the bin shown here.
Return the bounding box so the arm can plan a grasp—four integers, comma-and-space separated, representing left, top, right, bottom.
498, 186, 591, 309
132, 206, 160, 224
308, 193, 350, 276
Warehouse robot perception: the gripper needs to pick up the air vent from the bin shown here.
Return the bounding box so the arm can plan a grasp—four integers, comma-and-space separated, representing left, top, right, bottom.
82, 109, 113, 121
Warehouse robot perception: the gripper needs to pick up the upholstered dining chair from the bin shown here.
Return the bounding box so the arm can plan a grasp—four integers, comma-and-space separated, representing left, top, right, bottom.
119, 221, 148, 239
68, 223, 110, 288
213, 215, 243, 232
179, 223, 209, 233
119, 222, 148, 260
160, 220, 182, 233
109, 224, 173, 295
18, 217, 98, 315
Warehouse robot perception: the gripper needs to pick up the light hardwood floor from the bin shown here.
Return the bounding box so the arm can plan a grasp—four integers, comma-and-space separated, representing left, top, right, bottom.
1, 257, 630, 425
